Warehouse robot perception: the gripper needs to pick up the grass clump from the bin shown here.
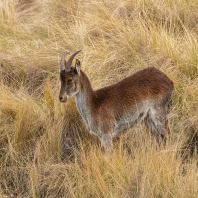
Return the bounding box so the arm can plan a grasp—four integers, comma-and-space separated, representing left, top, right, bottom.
0, 0, 198, 197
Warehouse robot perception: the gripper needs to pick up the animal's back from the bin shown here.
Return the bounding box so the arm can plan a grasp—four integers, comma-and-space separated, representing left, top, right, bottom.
94, 67, 174, 109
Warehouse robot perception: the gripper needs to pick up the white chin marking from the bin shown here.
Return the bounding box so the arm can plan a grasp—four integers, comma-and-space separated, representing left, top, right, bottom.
67, 91, 78, 100
66, 95, 70, 100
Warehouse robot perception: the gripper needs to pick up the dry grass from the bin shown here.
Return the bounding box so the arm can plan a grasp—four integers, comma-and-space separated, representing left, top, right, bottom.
0, 0, 198, 197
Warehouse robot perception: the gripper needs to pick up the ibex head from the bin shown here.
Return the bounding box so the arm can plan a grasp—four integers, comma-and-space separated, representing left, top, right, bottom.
59, 50, 82, 102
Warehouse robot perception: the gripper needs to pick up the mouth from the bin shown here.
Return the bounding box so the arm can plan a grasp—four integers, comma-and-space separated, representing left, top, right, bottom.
60, 100, 67, 103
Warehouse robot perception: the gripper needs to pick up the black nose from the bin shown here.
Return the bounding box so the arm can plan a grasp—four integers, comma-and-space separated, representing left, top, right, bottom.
59, 96, 63, 101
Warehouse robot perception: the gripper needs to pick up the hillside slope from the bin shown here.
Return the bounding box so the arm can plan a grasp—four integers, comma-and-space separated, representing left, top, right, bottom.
0, 0, 198, 197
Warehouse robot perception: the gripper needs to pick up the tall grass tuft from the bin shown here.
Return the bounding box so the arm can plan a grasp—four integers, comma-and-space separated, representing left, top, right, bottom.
0, 0, 198, 197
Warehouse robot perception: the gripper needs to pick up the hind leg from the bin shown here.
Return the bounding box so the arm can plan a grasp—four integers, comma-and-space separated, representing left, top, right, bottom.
146, 108, 168, 144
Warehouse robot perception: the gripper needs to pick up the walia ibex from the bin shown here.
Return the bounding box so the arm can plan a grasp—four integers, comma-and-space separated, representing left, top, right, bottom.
59, 50, 174, 156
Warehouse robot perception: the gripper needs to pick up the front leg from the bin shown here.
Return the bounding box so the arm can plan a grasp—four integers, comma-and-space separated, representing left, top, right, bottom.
99, 134, 113, 158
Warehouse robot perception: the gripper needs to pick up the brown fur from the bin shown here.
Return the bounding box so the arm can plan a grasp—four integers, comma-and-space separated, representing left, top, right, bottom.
91, 67, 173, 116
59, 53, 174, 157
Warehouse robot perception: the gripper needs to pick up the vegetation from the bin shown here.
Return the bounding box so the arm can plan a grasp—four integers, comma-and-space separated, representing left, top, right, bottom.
0, 0, 197, 197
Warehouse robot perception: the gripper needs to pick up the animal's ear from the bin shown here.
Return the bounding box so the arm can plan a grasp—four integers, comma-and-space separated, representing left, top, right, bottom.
75, 59, 81, 74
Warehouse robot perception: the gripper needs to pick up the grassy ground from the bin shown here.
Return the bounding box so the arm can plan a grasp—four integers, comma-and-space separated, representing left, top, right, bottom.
0, 0, 198, 197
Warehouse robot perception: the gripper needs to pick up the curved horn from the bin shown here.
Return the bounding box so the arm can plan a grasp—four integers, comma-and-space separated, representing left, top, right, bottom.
66, 50, 82, 71
60, 52, 69, 71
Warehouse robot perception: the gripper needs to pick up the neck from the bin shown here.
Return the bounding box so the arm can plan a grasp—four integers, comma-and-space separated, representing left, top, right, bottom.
75, 70, 94, 114
75, 71, 95, 130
